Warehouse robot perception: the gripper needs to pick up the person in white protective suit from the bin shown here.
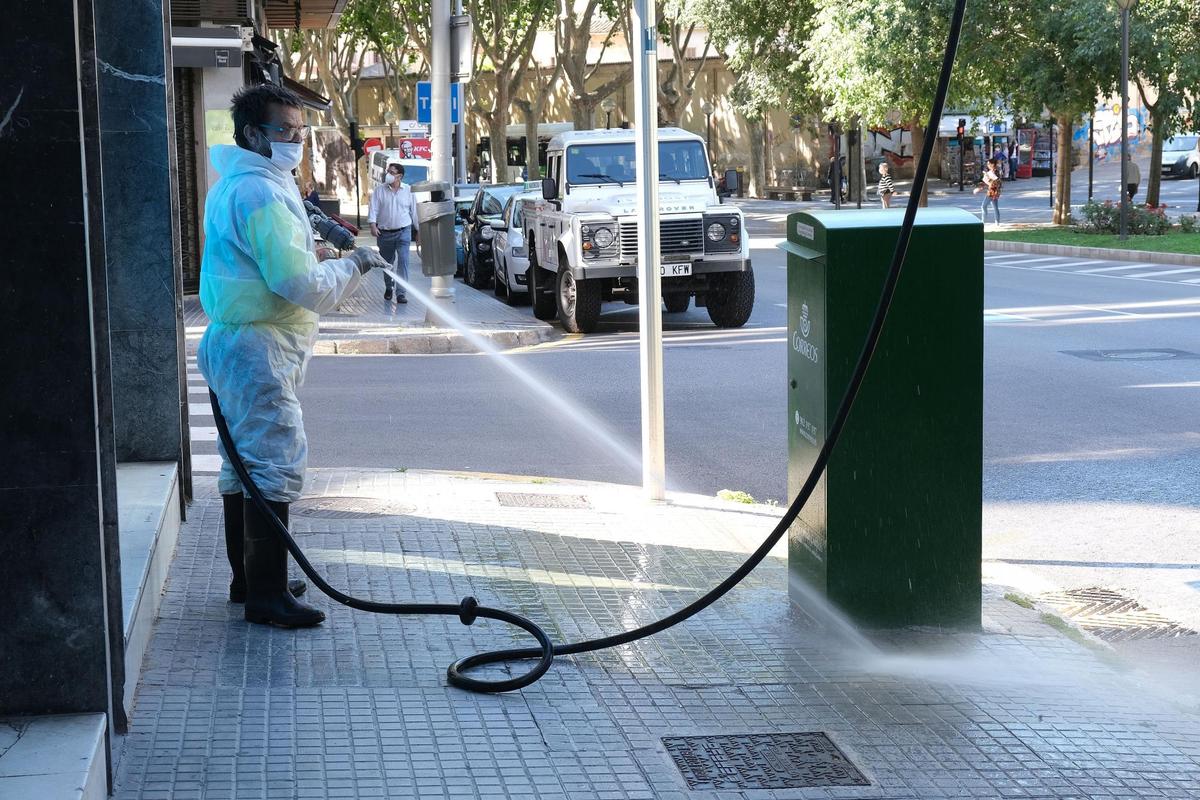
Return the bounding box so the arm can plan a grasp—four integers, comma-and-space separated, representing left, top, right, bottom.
198, 84, 388, 628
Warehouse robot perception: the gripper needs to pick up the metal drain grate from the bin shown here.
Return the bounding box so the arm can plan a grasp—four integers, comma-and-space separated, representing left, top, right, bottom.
1062, 348, 1200, 362
663, 732, 869, 790
495, 492, 591, 509
1039, 587, 1198, 641
292, 496, 414, 520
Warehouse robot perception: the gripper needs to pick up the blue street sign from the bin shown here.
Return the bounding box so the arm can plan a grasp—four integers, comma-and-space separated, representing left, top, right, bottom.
416, 82, 462, 125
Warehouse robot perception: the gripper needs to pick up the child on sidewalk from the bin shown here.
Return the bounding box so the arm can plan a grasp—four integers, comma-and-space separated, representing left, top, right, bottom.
877, 162, 896, 208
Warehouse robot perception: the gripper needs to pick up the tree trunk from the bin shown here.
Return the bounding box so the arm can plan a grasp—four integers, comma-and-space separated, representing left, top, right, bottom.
1053, 119, 1073, 225
910, 121, 928, 207
524, 109, 541, 179
488, 82, 510, 184
1145, 111, 1165, 207
748, 118, 765, 198
572, 97, 597, 131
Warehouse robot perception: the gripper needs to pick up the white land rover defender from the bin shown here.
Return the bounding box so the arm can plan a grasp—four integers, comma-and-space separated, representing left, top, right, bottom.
525, 128, 753, 333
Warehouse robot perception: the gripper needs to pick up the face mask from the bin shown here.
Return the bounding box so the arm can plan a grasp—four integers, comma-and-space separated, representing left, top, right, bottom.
385, 174, 399, 186
268, 140, 304, 173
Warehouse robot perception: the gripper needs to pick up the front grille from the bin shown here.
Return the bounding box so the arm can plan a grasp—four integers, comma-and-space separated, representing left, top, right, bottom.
619, 218, 704, 260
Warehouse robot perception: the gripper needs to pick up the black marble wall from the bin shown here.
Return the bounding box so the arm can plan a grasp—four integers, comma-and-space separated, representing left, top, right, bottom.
94, 0, 186, 466
0, 0, 117, 721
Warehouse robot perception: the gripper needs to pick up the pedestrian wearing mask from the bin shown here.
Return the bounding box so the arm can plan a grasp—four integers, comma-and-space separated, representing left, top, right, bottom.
368, 163, 419, 303
198, 84, 388, 628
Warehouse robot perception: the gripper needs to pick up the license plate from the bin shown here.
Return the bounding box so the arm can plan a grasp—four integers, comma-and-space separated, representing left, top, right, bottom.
660, 262, 692, 277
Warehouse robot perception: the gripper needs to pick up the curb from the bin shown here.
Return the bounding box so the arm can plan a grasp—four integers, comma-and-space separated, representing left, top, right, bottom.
312, 326, 556, 355
986, 238, 1200, 267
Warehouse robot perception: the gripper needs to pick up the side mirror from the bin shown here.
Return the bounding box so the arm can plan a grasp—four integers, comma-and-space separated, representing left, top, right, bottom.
541, 177, 558, 201
723, 169, 739, 193
458, 208, 471, 221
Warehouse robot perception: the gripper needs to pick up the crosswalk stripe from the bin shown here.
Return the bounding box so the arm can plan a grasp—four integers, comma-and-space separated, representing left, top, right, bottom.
988, 256, 1073, 266
192, 454, 223, 472
1121, 267, 1200, 279
190, 426, 218, 442
1073, 264, 1145, 274
984, 252, 1032, 260
1027, 259, 1110, 270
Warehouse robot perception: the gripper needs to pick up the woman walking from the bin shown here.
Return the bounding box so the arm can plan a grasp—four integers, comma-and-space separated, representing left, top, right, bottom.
979, 158, 1002, 224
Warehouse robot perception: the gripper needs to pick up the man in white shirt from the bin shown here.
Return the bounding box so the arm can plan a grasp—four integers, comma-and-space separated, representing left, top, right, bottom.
368, 162, 419, 303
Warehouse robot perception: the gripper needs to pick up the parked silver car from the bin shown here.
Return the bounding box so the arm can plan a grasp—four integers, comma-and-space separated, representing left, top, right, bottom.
491, 192, 542, 304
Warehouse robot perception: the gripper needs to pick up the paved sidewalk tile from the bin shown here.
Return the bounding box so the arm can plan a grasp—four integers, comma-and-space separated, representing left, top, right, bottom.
112, 470, 1200, 799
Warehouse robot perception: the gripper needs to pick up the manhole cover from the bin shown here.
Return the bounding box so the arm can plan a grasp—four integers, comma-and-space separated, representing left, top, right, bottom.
292, 496, 414, 519
495, 492, 591, 509
663, 732, 869, 790
1039, 587, 1198, 641
1062, 348, 1200, 362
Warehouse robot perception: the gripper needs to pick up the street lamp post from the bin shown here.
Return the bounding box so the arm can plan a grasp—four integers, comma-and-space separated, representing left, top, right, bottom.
1117, 0, 1138, 240
384, 110, 396, 148
600, 97, 616, 130
701, 100, 715, 157
1088, 113, 1095, 201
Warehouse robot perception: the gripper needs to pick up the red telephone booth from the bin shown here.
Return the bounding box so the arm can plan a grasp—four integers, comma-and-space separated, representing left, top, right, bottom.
1016, 128, 1036, 178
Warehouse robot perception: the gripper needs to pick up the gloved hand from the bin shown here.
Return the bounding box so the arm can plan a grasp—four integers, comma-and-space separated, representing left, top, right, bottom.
349, 247, 389, 275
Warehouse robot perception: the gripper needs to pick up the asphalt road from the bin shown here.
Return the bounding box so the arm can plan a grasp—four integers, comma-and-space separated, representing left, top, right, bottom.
300, 231, 791, 501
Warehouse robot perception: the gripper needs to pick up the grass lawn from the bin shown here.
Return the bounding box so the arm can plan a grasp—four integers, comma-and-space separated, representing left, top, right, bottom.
986, 227, 1200, 256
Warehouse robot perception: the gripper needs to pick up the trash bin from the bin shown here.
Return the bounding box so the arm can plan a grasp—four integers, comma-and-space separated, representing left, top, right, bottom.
412, 180, 455, 277
780, 208, 983, 628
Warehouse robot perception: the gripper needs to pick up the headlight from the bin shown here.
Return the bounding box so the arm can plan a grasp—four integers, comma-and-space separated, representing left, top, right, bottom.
593, 228, 614, 247
481, 226, 496, 240
707, 222, 726, 241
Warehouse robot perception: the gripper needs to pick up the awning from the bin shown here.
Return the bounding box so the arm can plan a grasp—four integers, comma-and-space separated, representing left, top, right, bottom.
282, 76, 331, 112
171, 26, 243, 69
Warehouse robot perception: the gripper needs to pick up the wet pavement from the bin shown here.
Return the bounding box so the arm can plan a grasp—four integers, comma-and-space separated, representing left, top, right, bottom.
111, 467, 1200, 799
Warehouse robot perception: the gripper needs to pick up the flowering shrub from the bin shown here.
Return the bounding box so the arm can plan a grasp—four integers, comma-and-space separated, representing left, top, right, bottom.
1075, 200, 1168, 236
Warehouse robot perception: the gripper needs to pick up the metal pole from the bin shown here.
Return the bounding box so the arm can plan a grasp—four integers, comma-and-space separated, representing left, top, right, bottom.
633, 0, 665, 500
1048, 124, 1054, 211
958, 134, 964, 191
454, 0, 466, 183
832, 127, 841, 210
1088, 114, 1095, 201
1120, 8, 1129, 240
427, 0, 456, 318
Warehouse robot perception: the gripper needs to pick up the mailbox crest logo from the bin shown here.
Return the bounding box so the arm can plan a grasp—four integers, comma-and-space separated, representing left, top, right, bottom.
792, 299, 819, 364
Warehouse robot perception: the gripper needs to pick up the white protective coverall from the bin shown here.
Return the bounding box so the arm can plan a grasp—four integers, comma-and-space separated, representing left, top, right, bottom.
198, 144, 363, 502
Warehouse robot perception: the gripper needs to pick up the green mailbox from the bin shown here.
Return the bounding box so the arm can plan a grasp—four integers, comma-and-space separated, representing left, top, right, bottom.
781, 209, 982, 628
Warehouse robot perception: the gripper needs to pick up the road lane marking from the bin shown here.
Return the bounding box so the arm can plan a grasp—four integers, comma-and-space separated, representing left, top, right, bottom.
1073, 264, 1146, 273
1122, 267, 1200, 279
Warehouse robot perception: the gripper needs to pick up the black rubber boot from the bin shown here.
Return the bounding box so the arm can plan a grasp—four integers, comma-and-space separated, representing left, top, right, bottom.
225, 494, 306, 603
242, 498, 325, 628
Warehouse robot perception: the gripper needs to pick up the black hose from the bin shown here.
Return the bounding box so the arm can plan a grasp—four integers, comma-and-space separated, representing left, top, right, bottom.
211, 0, 967, 693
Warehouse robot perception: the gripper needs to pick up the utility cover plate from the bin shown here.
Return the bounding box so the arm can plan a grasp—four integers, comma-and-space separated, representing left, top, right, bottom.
663, 732, 869, 790
1062, 348, 1200, 362
1039, 587, 1198, 641
495, 492, 591, 509
293, 496, 414, 519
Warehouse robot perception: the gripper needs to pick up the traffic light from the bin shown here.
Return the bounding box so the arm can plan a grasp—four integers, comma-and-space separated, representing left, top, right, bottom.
956, 118, 966, 139
349, 121, 365, 161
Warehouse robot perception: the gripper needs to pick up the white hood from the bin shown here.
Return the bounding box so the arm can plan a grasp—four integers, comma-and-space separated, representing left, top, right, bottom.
568, 188, 711, 216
